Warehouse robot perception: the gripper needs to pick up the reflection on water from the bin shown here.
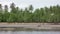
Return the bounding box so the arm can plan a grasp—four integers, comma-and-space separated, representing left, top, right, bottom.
0, 31, 60, 34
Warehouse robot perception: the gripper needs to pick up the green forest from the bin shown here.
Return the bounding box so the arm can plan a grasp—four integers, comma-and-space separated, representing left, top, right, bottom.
0, 3, 60, 23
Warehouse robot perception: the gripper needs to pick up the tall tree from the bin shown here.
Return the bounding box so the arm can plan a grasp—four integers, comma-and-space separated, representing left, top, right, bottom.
3, 5, 9, 22
10, 3, 16, 13
0, 4, 3, 13
33, 8, 40, 22
0, 4, 3, 22
29, 5, 33, 12
4, 5, 8, 13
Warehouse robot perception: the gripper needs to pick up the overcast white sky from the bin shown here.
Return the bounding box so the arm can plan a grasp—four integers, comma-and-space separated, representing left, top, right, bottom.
0, 0, 60, 9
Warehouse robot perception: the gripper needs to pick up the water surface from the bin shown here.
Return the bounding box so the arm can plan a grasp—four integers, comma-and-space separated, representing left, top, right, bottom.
0, 31, 60, 34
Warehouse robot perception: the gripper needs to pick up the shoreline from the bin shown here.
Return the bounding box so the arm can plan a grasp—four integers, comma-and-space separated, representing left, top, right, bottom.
0, 27, 60, 31
0, 23, 60, 31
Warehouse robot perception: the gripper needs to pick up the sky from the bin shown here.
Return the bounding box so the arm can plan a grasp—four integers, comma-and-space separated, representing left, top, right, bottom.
0, 0, 60, 9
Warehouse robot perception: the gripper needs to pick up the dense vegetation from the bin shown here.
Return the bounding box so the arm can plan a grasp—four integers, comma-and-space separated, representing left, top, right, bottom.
0, 3, 60, 23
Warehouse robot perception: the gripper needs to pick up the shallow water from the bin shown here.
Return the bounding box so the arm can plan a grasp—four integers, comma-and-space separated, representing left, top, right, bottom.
0, 31, 60, 34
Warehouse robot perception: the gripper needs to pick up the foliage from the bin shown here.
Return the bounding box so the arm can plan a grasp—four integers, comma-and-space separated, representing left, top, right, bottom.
0, 3, 60, 23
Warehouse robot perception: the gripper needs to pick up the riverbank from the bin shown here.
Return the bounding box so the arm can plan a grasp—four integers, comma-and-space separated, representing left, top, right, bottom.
0, 27, 60, 31
0, 23, 60, 31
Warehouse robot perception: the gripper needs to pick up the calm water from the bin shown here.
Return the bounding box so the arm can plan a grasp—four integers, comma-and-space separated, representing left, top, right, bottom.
0, 31, 60, 34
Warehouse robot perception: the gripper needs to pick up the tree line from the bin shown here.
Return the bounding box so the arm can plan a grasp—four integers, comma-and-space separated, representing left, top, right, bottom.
0, 3, 60, 23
